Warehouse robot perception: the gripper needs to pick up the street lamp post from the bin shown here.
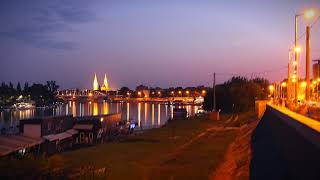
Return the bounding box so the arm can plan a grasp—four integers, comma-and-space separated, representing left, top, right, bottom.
288, 50, 291, 100
306, 25, 311, 101
293, 8, 316, 103
294, 14, 299, 104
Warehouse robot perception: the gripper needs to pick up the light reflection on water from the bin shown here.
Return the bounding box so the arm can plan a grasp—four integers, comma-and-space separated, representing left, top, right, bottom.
0, 101, 199, 130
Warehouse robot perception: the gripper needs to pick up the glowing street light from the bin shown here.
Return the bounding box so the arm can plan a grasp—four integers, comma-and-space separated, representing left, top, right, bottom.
269, 85, 274, 97
301, 81, 307, 88
304, 8, 316, 20
294, 46, 301, 53
137, 91, 142, 97
201, 90, 206, 95
269, 85, 274, 91
281, 82, 287, 87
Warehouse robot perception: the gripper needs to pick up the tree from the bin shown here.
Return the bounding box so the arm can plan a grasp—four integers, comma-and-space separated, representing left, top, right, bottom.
16, 82, 21, 93
203, 76, 269, 113
136, 84, 148, 91
24, 82, 29, 91
46, 81, 59, 93
9, 82, 14, 90
118, 86, 131, 96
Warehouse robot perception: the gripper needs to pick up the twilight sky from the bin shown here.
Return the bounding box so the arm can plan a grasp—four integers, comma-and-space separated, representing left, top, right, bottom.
1, 0, 320, 89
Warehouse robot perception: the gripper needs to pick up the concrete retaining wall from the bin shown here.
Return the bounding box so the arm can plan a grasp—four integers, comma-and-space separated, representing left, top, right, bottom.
250, 105, 320, 180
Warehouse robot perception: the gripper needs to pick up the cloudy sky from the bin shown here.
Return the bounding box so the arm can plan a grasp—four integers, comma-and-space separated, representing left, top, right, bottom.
1, 0, 320, 89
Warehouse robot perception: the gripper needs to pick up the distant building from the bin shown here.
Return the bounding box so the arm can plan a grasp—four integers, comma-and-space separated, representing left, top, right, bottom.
93, 73, 99, 91
93, 73, 110, 92
313, 62, 320, 79
101, 74, 110, 92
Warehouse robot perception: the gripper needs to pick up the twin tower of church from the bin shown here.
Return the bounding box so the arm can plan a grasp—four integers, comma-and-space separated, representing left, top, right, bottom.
93, 73, 110, 92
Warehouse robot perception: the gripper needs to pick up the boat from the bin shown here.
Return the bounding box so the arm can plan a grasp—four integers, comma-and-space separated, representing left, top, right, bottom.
12, 100, 35, 111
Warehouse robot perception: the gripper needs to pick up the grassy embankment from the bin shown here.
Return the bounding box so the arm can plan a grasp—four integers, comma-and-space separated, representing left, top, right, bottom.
0, 112, 255, 179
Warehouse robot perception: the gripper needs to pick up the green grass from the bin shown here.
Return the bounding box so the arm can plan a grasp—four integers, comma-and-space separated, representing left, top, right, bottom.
59, 114, 238, 179
0, 113, 253, 179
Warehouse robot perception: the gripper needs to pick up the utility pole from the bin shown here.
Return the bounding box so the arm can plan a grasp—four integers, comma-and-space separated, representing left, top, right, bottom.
294, 15, 299, 104
287, 51, 291, 100
306, 26, 311, 101
213, 72, 216, 111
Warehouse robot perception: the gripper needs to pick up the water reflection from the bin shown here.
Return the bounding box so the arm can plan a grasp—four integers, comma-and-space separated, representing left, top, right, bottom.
0, 101, 200, 130
138, 102, 141, 127
152, 104, 155, 126
158, 104, 161, 126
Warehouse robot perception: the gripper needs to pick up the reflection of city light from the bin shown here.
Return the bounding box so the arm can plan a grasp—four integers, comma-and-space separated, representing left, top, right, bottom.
93, 102, 98, 116
138, 103, 141, 127
301, 81, 307, 88
152, 104, 155, 126
158, 104, 161, 126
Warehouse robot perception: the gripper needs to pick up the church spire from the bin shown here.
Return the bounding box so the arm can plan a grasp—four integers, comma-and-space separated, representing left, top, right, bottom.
101, 73, 109, 92
93, 73, 99, 91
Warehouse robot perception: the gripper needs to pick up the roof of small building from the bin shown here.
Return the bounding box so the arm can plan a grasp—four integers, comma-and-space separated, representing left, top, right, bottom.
0, 135, 44, 157
73, 124, 94, 131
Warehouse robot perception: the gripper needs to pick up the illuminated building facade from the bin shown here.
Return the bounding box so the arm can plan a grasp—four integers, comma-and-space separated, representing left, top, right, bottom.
101, 74, 109, 92
93, 73, 110, 92
93, 73, 99, 91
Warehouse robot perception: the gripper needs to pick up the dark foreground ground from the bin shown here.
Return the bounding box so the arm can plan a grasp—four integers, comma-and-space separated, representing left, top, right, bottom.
0, 113, 255, 179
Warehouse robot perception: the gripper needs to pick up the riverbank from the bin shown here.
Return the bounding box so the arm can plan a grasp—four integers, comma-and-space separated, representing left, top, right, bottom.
211, 114, 258, 180
0, 112, 255, 179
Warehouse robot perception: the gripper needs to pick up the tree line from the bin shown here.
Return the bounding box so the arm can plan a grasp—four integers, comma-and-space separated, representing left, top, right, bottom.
203, 76, 269, 113
117, 85, 208, 98
0, 81, 59, 107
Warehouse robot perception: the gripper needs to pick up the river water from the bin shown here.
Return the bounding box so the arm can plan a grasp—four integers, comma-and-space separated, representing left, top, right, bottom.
0, 101, 200, 131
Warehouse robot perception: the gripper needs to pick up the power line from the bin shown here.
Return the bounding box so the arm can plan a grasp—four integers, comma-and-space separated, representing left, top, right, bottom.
293, 16, 320, 46
215, 66, 287, 77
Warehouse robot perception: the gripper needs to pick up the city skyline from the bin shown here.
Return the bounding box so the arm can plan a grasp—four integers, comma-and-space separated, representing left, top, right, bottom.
1, 0, 320, 89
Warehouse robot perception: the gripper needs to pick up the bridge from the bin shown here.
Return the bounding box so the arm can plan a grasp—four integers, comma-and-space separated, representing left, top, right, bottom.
56, 89, 107, 101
